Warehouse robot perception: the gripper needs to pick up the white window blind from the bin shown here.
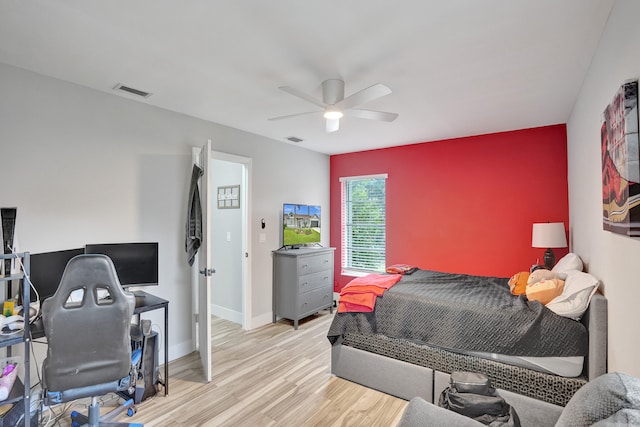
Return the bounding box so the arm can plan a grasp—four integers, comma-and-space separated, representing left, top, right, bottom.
340, 174, 387, 274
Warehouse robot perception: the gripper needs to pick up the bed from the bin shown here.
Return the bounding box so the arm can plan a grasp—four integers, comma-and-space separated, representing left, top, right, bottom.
327, 265, 607, 414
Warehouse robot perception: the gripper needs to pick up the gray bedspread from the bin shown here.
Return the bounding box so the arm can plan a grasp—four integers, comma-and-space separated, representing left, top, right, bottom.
327, 269, 587, 357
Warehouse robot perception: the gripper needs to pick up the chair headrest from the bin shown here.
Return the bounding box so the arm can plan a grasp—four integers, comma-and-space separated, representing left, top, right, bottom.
50, 254, 130, 307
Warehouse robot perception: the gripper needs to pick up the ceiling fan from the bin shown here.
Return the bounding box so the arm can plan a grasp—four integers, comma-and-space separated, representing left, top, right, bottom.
269, 79, 398, 133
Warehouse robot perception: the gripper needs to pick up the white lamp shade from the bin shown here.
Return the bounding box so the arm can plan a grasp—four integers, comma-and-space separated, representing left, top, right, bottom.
532, 222, 567, 248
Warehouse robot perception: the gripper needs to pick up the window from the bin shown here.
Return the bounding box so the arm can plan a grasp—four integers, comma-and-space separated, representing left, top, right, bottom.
340, 174, 387, 275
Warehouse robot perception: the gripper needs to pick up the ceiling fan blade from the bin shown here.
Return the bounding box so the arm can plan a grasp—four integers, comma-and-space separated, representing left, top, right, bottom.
334, 83, 392, 110
326, 118, 340, 133
278, 86, 326, 108
347, 109, 399, 122
268, 111, 321, 121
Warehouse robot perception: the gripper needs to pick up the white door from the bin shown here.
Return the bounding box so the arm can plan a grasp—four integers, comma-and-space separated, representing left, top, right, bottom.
192, 140, 213, 382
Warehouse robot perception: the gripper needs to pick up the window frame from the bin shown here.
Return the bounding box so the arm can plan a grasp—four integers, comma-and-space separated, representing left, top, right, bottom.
340, 173, 388, 276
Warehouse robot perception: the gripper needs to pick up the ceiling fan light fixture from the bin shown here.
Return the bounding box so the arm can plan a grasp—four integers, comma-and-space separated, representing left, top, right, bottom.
270, 79, 397, 132
324, 110, 343, 120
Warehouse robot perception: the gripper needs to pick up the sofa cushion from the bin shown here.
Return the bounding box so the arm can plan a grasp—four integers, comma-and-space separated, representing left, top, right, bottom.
555, 372, 640, 426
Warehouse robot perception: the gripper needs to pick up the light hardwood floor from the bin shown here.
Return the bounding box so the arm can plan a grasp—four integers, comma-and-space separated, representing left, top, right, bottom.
45, 311, 407, 427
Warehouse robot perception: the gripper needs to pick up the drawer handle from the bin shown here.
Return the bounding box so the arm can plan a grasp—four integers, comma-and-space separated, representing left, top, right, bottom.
302, 264, 309, 268
302, 282, 308, 287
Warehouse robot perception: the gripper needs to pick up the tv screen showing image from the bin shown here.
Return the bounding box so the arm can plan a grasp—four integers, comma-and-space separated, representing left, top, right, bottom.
282, 204, 321, 247
85, 242, 159, 287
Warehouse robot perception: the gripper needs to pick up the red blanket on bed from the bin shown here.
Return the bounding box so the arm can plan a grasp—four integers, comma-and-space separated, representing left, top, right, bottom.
338, 273, 402, 313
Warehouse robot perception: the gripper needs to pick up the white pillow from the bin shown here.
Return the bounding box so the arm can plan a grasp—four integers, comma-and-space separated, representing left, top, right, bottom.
552, 253, 583, 274
546, 270, 599, 320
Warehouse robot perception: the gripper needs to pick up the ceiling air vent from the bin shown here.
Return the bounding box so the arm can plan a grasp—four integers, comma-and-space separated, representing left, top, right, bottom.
113, 83, 152, 98
286, 136, 303, 143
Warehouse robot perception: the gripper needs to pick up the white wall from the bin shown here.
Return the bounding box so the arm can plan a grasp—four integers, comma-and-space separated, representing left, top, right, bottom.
0, 62, 330, 363
567, 0, 640, 377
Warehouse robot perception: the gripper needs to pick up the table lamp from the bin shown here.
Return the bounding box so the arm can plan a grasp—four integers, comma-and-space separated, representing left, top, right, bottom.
531, 222, 567, 269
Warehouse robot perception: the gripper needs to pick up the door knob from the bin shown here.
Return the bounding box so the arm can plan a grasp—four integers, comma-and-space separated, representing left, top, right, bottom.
199, 268, 216, 276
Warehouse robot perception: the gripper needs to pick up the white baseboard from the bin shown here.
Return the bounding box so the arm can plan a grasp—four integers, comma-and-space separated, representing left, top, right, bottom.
249, 312, 274, 330
211, 304, 243, 324
209, 304, 274, 331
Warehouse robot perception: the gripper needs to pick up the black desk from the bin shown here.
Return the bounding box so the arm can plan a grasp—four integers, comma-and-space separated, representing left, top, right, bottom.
30, 290, 169, 395
132, 290, 169, 396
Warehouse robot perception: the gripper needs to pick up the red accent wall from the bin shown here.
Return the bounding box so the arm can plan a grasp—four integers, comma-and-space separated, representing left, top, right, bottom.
330, 124, 569, 291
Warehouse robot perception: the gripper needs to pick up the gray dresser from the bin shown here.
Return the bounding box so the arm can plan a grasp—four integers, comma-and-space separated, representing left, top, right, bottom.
272, 247, 335, 329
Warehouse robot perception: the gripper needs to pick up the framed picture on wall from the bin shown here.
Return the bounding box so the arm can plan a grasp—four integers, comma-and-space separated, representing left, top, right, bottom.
217, 185, 240, 209
601, 79, 640, 238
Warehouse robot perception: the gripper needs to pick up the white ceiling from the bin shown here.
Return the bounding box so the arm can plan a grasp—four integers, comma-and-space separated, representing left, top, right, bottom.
0, 1, 614, 155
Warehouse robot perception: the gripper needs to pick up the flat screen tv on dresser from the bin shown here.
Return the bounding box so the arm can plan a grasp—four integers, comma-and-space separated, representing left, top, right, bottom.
282, 203, 321, 248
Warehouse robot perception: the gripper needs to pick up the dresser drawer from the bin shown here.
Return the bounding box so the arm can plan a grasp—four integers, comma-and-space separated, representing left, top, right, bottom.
298, 287, 333, 317
297, 253, 333, 276
298, 270, 332, 294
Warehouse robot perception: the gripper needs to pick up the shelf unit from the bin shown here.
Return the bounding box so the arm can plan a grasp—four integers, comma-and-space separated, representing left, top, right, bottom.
0, 252, 32, 427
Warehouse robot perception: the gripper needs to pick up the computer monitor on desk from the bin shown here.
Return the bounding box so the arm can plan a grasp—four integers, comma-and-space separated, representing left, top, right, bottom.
85, 242, 159, 288
24, 248, 84, 339
24, 248, 85, 305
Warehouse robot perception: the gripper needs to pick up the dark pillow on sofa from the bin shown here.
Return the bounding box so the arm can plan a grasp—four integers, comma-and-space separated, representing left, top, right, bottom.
556, 372, 640, 426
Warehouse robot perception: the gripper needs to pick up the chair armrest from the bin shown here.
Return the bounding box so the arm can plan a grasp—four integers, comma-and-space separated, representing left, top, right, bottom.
397, 397, 483, 427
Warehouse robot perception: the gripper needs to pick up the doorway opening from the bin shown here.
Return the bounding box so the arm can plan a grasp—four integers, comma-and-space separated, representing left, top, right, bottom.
210, 151, 251, 330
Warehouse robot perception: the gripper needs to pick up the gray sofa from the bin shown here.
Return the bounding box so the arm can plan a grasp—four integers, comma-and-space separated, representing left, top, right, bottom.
397, 372, 640, 427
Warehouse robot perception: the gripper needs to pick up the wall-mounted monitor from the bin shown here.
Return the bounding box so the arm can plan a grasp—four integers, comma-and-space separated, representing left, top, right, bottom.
282, 204, 321, 248
85, 242, 159, 287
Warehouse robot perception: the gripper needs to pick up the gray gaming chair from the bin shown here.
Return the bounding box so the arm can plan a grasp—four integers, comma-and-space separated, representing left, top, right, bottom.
42, 254, 142, 427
